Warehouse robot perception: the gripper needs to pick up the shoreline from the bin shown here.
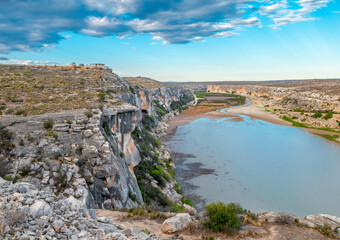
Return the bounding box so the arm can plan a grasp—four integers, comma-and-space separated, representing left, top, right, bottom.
225, 101, 340, 144
164, 99, 340, 144
162, 99, 340, 212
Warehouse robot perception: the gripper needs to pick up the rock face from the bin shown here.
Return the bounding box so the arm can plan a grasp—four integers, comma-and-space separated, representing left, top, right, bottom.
161, 213, 192, 233
0, 77, 193, 211
0, 177, 123, 239
206, 82, 340, 130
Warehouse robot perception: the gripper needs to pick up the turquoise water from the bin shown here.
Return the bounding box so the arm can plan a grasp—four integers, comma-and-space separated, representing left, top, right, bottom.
166, 100, 340, 217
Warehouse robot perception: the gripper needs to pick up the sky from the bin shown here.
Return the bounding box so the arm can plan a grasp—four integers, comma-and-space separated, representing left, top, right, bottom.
1, 0, 340, 82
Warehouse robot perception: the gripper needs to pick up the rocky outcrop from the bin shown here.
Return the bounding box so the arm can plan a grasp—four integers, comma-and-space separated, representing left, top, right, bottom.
207, 83, 340, 129
0, 76, 193, 212
161, 213, 192, 233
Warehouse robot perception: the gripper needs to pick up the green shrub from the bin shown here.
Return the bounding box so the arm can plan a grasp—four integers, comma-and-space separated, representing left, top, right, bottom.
203, 202, 243, 234
84, 110, 93, 118
323, 111, 333, 120
172, 204, 185, 213
0, 125, 15, 157
120, 152, 125, 158
312, 112, 322, 118
129, 190, 137, 202
103, 122, 111, 136
43, 119, 54, 130
46, 130, 58, 140
174, 183, 183, 194
15, 109, 28, 116
294, 107, 302, 112
181, 197, 194, 207
97, 92, 105, 102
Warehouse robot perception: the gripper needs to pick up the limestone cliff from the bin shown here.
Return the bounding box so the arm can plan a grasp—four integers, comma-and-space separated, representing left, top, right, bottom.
0, 67, 194, 211
206, 83, 340, 129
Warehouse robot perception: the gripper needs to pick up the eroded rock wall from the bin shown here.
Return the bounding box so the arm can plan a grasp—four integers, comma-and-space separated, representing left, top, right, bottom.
0, 84, 193, 211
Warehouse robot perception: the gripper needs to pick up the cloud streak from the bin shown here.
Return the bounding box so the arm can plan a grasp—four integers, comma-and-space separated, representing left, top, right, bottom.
0, 0, 332, 54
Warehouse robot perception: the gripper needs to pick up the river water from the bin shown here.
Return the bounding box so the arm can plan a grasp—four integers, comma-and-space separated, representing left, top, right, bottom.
165, 100, 340, 217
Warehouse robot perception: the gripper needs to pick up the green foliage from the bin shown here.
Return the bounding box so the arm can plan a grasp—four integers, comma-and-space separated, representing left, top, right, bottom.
150, 165, 166, 187
172, 204, 185, 213
281, 116, 309, 128
294, 107, 302, 112
15, 108, 28, 116
316, 224, 339, 237
120, 152, 125, 158
18, 165, 30, 177
103, 122, 111, 136
0, 125, 15, 158
43, 119, 54, 130
46, 130, 58, 140
135, 160, 170, 207
202, 235, 215, 240
323, 111, 333, 120
97, 92, 106, 102
174, 183, 183, 194
312, 112, 322, 118
141, 229, 150, 235
181, 197, 194, 207
84, 110, 93, 118
315, 134, 339, 142
154, 101, 169, 118
203, 202, 244, 234
149, 115, 156, 122
129, 190, 137, 202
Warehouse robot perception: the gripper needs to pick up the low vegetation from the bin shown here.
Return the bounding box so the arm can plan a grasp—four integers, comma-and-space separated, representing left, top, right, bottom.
132, 115, 173, 208
0, 64, 126, 116
282, 115, 340, 134
316, 224, 339, 238
315, 134, 339, 142
203, 202, 244, 234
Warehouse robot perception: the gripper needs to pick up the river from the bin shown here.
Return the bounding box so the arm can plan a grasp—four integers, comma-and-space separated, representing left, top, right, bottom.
165, 99, 340, 217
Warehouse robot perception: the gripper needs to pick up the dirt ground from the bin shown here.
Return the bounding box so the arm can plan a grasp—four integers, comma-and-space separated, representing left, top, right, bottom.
96, 210, 330, 240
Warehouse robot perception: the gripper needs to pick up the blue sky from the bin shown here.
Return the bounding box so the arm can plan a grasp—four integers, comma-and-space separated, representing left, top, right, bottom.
1, 0, 340, 82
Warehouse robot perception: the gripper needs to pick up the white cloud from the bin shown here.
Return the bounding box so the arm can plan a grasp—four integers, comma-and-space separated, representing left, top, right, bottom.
0, 0, 333, 54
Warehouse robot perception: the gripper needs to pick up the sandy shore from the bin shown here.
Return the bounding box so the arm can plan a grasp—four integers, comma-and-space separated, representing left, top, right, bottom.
226, 102, 340, 140
164, 101, 340, 144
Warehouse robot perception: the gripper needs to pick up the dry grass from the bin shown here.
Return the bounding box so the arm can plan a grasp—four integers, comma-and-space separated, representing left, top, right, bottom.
123, 77, 169, 90
0, 207, 26, 235
0, 64, 127, 116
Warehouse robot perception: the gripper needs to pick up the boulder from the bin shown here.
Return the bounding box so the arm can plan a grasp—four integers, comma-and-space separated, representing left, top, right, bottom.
82, 146, 99, 159
64, 196, 85, 210
122, 228, 139, 237
13, 182, 37, 193
183, 204, 197, 216
161, 213, 192, 233
51, 220, 64, 233
103, 232, 128, 240
30, 200, 52, 218
305, 214, 340, 229
83, 129, 93, 138
53, 124, 70, 132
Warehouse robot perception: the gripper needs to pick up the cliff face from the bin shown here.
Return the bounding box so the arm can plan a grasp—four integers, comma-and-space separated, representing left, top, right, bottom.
0, 71, 193, 210
207, 84, 340, 112
207, 83, 340, 129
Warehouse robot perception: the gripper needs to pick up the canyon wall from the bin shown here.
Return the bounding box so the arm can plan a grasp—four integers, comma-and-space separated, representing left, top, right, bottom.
206, 83, 340, 129
0, 83, 193, 211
